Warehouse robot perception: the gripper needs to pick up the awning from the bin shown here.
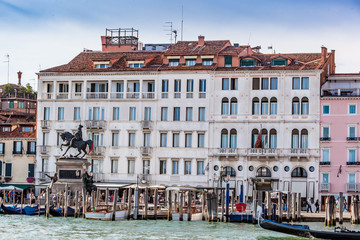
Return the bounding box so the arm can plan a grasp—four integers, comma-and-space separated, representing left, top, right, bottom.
0, 184, 33, 191
94, 183, 131, 190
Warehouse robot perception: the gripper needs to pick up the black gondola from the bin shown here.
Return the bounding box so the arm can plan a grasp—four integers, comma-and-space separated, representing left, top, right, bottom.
259, 218, 360, 240
1, 203, 22, 215
49, 206, 75, 217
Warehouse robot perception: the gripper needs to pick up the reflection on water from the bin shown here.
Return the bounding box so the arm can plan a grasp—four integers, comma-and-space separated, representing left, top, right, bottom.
1, 215, 359, 240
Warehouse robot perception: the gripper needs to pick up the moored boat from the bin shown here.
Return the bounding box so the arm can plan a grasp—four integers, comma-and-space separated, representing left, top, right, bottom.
1, 204, 22, 215
85, 209, 128, 221
49, 206, 75, 217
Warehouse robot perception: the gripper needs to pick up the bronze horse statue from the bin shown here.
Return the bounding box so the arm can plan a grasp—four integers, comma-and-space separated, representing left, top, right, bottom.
60, 132, 93, 158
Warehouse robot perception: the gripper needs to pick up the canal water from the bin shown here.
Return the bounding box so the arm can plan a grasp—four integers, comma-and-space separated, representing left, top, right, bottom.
1, 215, 360, 240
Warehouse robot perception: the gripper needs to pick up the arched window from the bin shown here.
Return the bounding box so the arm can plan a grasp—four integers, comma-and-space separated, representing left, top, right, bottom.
292, 97, 300, 115
269, 129, 277, 148
261, 129, 268, 148
223, 166, 236, 177
252, 98, 259, 115
256, 167, 271, 177
230, 129, 237, 148
292, 129, 299, 148
221, 129, 228, 148
230, 98, 238, 115
251, 129, 259, 148
221, 98, 229, 115
301, 129, 308, 149
291, 167, 307, 178
270, 97, 277, 115
261, 97, 268, 115
301, 97, 309, 115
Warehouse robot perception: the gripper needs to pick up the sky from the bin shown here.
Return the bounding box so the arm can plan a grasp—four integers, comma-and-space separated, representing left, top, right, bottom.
0, 0, 360, 90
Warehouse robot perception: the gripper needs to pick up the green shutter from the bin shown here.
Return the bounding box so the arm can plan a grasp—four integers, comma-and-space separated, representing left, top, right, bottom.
225, 56, 232, 66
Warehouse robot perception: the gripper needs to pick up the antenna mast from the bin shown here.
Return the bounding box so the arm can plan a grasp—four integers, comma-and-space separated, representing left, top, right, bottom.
181, 5, 184, 41
4, 54, 9, 83
164, 22, 174, 44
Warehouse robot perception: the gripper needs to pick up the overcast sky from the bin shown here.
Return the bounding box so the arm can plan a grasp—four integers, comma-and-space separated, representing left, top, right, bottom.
0, 0, 359, 90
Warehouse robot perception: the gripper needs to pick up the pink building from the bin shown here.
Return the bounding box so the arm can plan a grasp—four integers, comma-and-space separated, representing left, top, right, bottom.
320, 73, 360, 210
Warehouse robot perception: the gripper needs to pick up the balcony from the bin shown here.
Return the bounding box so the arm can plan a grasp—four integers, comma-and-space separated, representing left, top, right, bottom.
320, 161, 330, 165
110, 92, 124, 99
71, 92, 83, 99
92, 172, 104, 182
26, 150, 36, 155
141, 120, 152, 129
320, 137, 331, 141
85, 120, 105, 129
140, 147, 152, 155
322, 88, 360, 97
139, 174, 152, 184
41, 120, 51, 129
346, 161, 360, 165
38, 171, 52, 182
56, 93, 69, 99
347, 137, 357, 141
347, 183, 357, 192
126, 92, 140, 99
199, 92, 206, 99
142, 92, 155, 99
91, 146, 105, 155
248, 148, 279, 158
186, 93, 193, 98
40, 146, 49, 154
174, 92, 181, 98
216, 148, 239, 157
42, 93, 53, 100
320, 183, 330, 191
86, 92, 108, 99
289, 148, 309, 158
12, 150, 22, 155
161, 93, 168, 99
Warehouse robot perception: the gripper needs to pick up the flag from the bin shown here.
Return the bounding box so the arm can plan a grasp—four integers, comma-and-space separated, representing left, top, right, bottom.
255, 129, 262, 148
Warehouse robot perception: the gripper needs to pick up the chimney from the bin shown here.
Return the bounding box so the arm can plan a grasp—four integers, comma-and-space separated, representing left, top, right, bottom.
17, 71, 22, 86
198, 35, 205, 46
321, 46, 327, 62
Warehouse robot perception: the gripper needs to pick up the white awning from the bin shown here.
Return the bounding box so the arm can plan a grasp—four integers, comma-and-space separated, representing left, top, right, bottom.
291, 181, 307, 196
94, 183, 131, 190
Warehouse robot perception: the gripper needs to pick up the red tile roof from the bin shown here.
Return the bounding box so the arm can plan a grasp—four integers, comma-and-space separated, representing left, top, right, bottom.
0, 123, 36, 139
165, 40, 230, 56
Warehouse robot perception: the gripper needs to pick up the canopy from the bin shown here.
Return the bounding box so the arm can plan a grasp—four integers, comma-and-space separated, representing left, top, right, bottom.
0, 185, 26, 191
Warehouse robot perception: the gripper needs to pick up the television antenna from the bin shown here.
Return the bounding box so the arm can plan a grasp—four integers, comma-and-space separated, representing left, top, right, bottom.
4, 54, 9, 83
164, 22, 177, 44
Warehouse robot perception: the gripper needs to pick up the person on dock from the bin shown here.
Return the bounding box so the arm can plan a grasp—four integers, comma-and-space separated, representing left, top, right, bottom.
315, 199, 320, 213
306, 198, 313, 213
343, 199, 348, 212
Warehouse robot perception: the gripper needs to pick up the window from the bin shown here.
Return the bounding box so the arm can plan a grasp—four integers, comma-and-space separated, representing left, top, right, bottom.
222, 98, 229, 115
252, 78, 260, 90
187, 79, 194, 93
145, 107, 151, 121
230, 98, 238, 115
9, 101, 14, 108
172, 160, 179, 174
292, 98, 300, 115
261, 78, 269, 90
22, 127, 33, 132
321, 173, 329, 183
270, 98, 277, 115
261, 98, 268, 115
44, 107, 50, 120
74, 107, 81, 120
186, 59, 196, 66
143, 160, 150, 174
198, 133, 205, 148
173, 133, 180, 147
5, 163, 12, 177
160, 160, 167, 174
349, 104, 356, 114
160, 133, 167, 147
291, 167, 307, 178
224, 56, 232, 67
0, 143, 4, 154
202, 58, 213, 66
175, 80, 181, 93
173, 107, 180, 121
161, 107, 168, 121
292, 129, 299, 148
322, 126, 330, 139
129, 63, 143, 68
94, 63, 109, 68
256, 167, 271, 177
128, 159, 135, 174
301, 129, 308, 149
223, 166, 236, 177
112, 133, 119, 146
58, 107, 64, 120
349, 126, 356, 139
301, 77, 309, 89
301, 98, 309, 115
348, 149, 356, 162
27, 141, 36, 154
222, 78, 229, 90
162, 80, 169, 93
13, 141, 22, 154
185, 161, 192, 175
75, 83, 82, 94
292, 77, 300, 90
17, 101, 24, 108
270, 78, 278, 90
89, 107, 105, 120
186, 107, 193, 121
221, 129, 229, 148
128, 133, 135, 147
272, 59, 287, 66
230, 78, 238, 90
230, 129, 237, 148
322, 149, 330, 162
269, 129, 277, 148
169, 59, 179, 66
28, 163, 35, 177
111, 159, 118, 173
143, 133, 151, 147
199, 107, 205, 121
129, 107, 136, 120
197, 161, 205, 175
113, 107, 120, 120
241, 59, 255, 67
252, 98, 260, 115
199, 79, 206, 92
322, 105, 330, 115
185, 133, 192, 148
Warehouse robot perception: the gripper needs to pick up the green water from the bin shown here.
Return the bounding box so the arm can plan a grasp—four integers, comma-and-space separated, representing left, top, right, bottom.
1, 215, 359, 240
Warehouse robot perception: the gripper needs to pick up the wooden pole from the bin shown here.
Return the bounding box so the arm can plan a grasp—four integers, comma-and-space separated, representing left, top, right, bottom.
45, 187, 50, 218
252, 190, 257, 224
278, 192, 283, 223
74, 191, 79, 218
64, 185, 68, 217
105, 187, 109, 205
91, 190, 95, 211
187, 191, 191, 221
96, 189, 100, 207
179, 191, 183, 221
221, 189, 225, 222
38, 193, 41, 216
214, 188, 218, 222
133, 187, 139, 220
297, 193, 301, 221
291, 192, 296, 221
167, 190, 172, 221
201, 191, 206, 221
144, 187, 148, 220
339, 192, 343, 224
112, 189, 118, 221
20, 191, 23, 214
286, 192, 291, 222
154, 189, 158, 220
82, 188, 86, 218
266, 191, 271, 220
231, 189, 235, 214
127, 188, 132, 220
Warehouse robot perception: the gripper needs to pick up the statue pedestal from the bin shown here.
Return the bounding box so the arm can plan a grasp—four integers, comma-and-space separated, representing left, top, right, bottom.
52, 158, 90, 194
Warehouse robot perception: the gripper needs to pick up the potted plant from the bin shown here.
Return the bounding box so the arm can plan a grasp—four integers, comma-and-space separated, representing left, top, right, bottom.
26, 177, 35, 183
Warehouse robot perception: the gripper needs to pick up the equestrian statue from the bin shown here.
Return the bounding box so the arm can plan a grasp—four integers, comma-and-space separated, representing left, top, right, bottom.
60, 124, 93, 158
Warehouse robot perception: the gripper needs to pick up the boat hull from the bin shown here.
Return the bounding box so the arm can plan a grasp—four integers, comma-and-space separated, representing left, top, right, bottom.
85, 210, 128, 221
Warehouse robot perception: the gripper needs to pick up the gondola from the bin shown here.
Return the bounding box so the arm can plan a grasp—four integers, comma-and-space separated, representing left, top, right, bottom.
1, 203, 22, 215
49, 206, 75, 217
23, 205, 45, 215
259, 218, 360, 239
